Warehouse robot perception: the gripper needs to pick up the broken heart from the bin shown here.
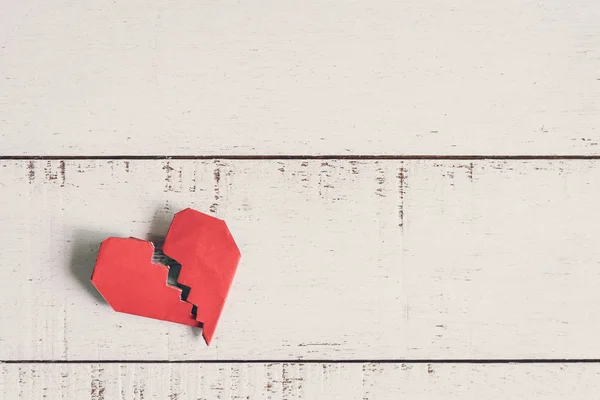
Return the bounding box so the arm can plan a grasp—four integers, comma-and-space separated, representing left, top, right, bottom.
91, 208, 241, 345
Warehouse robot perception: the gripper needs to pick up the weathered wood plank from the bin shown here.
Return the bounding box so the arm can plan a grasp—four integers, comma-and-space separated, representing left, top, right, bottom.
1, 0, 599, 155
2, 362, 600, 399
1, 159, 600, 359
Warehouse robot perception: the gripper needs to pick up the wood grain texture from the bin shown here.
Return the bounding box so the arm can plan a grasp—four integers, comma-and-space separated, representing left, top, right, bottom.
2, 159, 600, 360
1, 0, 599, 156
2, 363, 600, 399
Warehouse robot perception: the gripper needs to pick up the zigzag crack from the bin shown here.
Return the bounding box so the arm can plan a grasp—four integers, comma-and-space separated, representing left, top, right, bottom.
152, 240, 202, 323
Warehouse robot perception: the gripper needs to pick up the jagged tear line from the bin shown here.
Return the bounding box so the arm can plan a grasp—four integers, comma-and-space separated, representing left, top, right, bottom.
152, 241, 203, 329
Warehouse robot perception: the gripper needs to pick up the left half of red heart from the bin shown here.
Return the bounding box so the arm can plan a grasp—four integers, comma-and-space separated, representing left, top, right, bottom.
91, 237, 200, 327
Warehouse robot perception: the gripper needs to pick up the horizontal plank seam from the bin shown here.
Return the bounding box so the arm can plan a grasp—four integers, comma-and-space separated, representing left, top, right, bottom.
3, 359, 600, 364
2, 155, 600, 160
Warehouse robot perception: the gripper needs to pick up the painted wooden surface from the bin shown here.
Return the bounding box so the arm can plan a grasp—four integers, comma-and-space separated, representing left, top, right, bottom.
2, 159, 600, 360
1, 0, 599, 156
2, 362, 600, 399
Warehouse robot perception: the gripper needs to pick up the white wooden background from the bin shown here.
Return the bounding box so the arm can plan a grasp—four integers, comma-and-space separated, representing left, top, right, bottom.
1, 0, 600, 398
1, 0, 599, 156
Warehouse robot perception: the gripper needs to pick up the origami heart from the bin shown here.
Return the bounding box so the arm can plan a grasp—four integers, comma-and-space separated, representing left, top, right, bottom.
91, 208, 241, 345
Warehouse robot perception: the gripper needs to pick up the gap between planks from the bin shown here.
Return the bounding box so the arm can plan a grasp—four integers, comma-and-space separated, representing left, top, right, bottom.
3, 155, 600, 160
4, 359, 600, 364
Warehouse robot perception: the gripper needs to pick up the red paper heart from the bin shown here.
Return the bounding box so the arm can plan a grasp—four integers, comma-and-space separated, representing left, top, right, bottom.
91, 209, 241, 345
